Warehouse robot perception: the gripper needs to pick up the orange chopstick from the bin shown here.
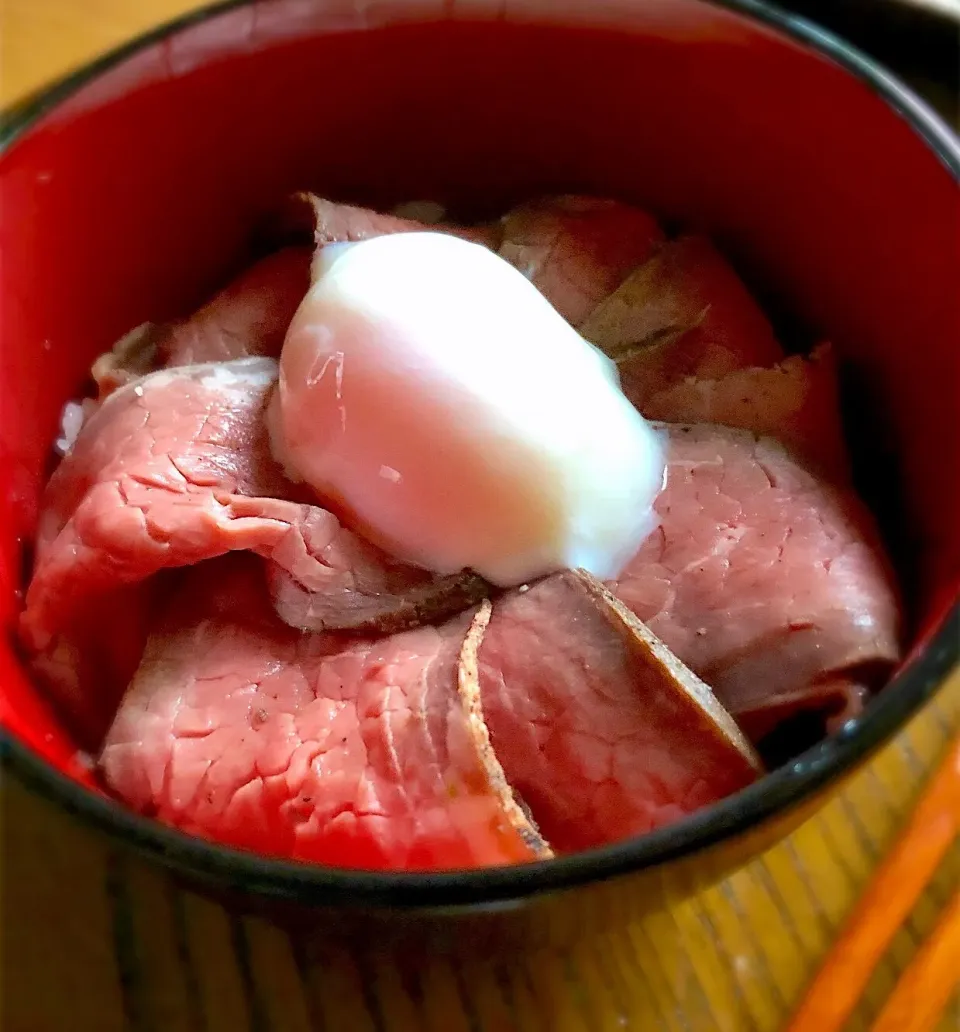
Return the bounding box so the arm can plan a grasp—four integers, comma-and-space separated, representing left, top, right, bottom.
785, 729, 960, 1032
869, 890, 960, 1032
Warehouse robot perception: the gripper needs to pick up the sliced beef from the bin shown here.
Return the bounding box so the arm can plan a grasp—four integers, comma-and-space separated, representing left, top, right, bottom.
644, 343, 850, 481
281, 193, 664, 328
87, 193, 670, 401
91, 322, 168, 397
275, 191, 499, 250
89, 201, 776, 411
90, 194, 503, 389
608, 424, 901, 737
91, 249, 311, 394
270, 562, 492, 637
21, 358, 491, 741
157, 247, 312, 368
100, 558, 549, 870
493, 195, 664, 326
580, 236, 784, 408
27, 581, 157, 749
23, 357, 286, 640
24, 358, 283, 741
473, 571, 761, 851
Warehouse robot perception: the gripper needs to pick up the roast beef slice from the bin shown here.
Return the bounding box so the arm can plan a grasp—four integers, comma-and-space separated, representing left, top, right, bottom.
580, 235, 784, 407
21, 358, 491, 743
100, 558, 549, 871
644, 343, 850, 481
492, 194, 664, 327
609, 423, 901, 736
475, 570, 761, 851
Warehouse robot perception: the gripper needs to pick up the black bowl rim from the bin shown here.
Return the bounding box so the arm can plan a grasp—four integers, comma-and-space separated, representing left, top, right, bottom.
1, 0, 958, 910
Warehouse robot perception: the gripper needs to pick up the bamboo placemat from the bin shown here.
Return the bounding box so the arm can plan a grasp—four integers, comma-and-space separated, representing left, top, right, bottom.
1, 3, 958, 1029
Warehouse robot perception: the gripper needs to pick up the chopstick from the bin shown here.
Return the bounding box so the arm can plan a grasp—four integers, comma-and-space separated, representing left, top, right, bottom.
870, 889, 960, 1032
785, 729, 960, 1032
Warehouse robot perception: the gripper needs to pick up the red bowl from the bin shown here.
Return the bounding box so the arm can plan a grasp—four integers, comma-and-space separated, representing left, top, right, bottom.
1, 0, 958, 938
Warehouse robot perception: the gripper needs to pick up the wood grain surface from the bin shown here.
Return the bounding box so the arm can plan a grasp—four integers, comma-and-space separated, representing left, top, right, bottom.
1, 3, 958, 1030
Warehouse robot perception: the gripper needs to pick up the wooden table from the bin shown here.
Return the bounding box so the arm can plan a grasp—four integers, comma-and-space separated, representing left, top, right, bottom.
2, 4, 958, 1029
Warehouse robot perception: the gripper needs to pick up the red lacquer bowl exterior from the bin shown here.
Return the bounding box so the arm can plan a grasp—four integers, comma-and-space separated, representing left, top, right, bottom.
1, 0, 957, 937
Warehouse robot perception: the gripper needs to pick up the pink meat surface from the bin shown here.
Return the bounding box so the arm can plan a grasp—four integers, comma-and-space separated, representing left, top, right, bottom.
88, 193, 667, 399
90, 249, 311, 394
100, 559, 548, 870
305, 194, 498, 248
90, 200, 776, 410
287, 193, 664, 327
23, 358, 285, 647
608, 423, 901, 737
270, 561, 489, 636
274, 192, 498, 254
581, 236, 784, 408
644, 343, 850, 481
476, 572, 761, 851
483, 194, 656, 321
90, 196, 498, 388
21, 358, 489, 742
26, 582, 156, 750
158, 248, 312, 367
494, 195, 664, 326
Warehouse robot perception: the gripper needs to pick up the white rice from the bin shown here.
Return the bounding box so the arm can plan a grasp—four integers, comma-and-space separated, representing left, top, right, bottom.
54, 399, 96, 457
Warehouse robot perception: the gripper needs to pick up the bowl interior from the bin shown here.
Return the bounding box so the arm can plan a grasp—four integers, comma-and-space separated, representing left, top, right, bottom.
1, 0, 958, 837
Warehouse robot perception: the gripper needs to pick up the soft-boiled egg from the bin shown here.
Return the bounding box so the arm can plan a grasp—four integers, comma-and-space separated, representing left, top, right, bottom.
269, 232, 664, 587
